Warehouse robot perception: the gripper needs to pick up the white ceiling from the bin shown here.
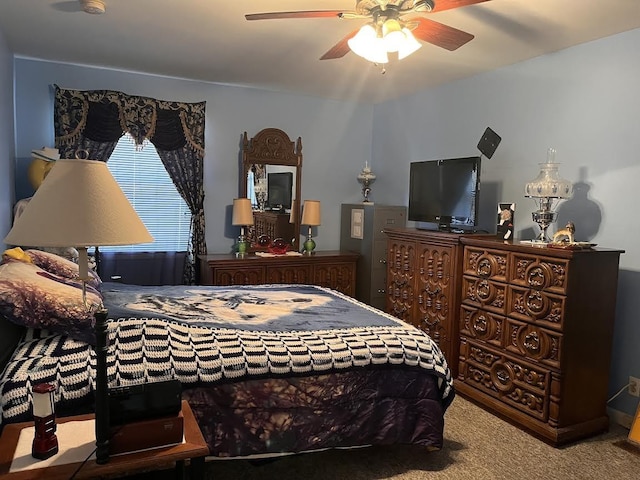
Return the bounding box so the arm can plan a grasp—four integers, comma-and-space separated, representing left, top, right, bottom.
1, 1, 639, 104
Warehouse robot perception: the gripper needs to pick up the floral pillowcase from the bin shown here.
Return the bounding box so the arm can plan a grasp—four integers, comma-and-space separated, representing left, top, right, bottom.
25, 249, 102, 291
0, 257, 103, 345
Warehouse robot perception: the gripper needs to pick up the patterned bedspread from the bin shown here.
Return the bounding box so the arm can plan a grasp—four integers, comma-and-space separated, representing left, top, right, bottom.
0, 283, 454, 452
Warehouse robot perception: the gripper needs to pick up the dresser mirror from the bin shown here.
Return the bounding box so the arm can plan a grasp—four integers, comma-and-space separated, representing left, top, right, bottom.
241, 128, 303, 250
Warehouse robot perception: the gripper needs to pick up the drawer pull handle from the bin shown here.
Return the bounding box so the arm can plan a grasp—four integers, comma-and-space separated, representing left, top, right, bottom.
496, 369, 510, 383
526, 291, 544, 313
476, 280, 491, 300
379, 259, 387, 264
426, 286, 441, 296
473, 315, 488, 334
527, 266, 546, 288
477, 257, 492, 277
524, 332, 541, 353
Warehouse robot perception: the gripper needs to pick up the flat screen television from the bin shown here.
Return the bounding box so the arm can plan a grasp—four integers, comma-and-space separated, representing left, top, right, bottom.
267, 172, 293, 210
408, 156, 481, 231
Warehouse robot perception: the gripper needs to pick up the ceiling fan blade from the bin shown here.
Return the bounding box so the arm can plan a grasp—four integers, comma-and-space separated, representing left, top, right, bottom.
320, 28, 361, 60
431, 0, 490, 13
246, 10, 348, 21
410, 17, 474, 51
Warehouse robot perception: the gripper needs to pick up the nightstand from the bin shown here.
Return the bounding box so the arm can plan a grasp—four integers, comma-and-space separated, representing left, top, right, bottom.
0, 400, 209, 479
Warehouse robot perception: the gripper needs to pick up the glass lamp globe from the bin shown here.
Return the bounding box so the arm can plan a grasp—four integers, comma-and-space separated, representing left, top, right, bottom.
524, 148, 573, 242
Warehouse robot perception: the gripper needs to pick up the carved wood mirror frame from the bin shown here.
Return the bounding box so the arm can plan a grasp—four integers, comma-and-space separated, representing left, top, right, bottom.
241, 128, 303, 251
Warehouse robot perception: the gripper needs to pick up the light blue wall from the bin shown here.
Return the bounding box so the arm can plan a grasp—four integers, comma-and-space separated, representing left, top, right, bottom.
12, 59, 374, 253
0, 28, 14, 251
372, 28, 640, 419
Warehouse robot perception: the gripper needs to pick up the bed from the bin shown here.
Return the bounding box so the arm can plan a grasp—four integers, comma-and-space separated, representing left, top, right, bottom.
0, 249, 454, 458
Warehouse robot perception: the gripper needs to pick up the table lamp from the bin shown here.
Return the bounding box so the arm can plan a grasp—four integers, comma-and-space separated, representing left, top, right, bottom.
4, 158, 153, 465
357, 162, 376, 203
524, 148, 573, 243
232, 198, 254, 257
301, 200, 321, 255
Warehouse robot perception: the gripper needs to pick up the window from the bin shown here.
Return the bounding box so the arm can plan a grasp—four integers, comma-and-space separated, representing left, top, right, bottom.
100, 134, 191, 252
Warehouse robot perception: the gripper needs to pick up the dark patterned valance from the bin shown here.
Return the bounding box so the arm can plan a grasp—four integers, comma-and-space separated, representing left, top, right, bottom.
53, 85, 207, 284
53, 85, 205, 158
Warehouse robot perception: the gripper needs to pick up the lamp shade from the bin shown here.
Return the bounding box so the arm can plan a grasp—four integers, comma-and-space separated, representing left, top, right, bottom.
301, 200, 321, 226
232, 198, 254, 226
5, 159, 153, 248
398, 28, 422, 60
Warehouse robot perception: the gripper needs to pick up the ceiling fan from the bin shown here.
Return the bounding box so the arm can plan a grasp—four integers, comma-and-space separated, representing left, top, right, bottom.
245, 0, 491, 61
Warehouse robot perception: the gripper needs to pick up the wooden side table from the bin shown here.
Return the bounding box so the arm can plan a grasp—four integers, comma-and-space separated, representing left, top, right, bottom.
0, 400, 209, 479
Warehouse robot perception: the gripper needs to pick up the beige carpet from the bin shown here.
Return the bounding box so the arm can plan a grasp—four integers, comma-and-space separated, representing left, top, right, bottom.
193, 396, 640, 480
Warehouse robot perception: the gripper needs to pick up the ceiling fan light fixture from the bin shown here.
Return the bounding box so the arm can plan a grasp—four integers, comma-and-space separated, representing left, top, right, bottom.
363, 37, 389, 64
349, 24, 388, 64
347, 24, 377, 58
398, 28, 422, 60
382, 19, 404, 52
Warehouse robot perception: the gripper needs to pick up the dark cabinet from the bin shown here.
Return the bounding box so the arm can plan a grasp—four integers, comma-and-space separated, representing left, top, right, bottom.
340, 204, 406, 310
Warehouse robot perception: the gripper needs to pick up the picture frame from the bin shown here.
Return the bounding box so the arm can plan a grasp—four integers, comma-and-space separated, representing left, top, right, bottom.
497, 203, 515, 241
350, 208, 364, 240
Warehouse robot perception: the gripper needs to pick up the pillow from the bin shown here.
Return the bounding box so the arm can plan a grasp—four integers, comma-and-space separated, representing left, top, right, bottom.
25, 249, 102, 290
0, 261, 102, 345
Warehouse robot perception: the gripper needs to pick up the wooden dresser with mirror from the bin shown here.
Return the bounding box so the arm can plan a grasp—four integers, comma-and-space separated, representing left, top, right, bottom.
200, 127, 358, 296
241, 128, 302, 251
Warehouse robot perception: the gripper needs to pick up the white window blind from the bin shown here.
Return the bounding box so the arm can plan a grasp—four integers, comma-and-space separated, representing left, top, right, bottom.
101, 134, 191, 252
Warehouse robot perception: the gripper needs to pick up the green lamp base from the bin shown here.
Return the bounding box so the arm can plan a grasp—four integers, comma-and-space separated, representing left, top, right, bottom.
303, 237, 316, 255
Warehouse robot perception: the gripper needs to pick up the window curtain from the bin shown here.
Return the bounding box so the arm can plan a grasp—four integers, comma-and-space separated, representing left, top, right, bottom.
53, 85, 206, 284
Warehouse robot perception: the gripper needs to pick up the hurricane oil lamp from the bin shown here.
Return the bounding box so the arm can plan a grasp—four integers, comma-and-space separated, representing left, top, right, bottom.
32, 382, 59, 460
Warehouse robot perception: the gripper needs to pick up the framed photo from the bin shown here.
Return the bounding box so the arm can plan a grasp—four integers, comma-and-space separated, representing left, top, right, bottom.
350, 208, 364, 240
497, 203, 515, 241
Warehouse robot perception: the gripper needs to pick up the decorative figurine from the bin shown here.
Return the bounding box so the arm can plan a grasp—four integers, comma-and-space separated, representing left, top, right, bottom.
552, 221, 575, 244
357, 162, 376, 203
32, 383, 59, 460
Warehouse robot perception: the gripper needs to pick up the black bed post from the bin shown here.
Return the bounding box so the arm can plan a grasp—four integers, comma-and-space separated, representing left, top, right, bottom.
94, 307, 110, 464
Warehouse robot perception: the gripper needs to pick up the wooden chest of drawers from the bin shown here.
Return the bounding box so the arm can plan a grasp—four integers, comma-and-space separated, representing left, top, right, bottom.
384, 228, 491, 376
456, 237, 623, 446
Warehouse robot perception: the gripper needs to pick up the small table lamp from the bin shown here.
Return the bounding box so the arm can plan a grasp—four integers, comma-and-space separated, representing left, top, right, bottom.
301, 200, 321, 255
4, 158, 153, 465
524, 148, 573, 243
357, 162, 376, 203
232, 198, 254, 257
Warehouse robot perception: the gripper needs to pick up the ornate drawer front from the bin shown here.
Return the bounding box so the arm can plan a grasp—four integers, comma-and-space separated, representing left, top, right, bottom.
507, 285, 566, 331
459, 304, 504, 349
510, 254, 569, 294
505, 318, 561, 369
459, 340, 549, 422
463, 247, 508, 282
214, 267, 264, 286
416, 244, 454, 283
266, 265, 311, 284
312, 264, 355, 296
388, 241, 415, 275
461, 275, 507, 314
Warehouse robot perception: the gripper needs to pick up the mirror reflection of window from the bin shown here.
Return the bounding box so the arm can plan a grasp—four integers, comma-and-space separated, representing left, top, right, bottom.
247, 168, 257, 208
